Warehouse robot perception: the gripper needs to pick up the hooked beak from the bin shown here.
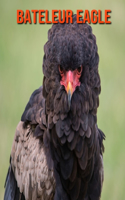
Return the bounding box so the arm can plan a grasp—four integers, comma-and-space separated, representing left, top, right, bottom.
66, 81, 73, 109
60, 69, 81, 109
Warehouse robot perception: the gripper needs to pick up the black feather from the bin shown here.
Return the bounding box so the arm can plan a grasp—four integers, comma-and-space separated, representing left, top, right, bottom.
60, 153, 74, 180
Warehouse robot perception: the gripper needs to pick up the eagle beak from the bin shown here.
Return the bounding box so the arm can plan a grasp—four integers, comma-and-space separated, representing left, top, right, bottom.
60, 70, 81, 109
66, 81, 73, 108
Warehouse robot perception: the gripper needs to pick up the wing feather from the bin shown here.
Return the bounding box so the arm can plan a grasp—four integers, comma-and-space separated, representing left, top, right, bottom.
4, 86, 56, 200
6, 121, 56, 200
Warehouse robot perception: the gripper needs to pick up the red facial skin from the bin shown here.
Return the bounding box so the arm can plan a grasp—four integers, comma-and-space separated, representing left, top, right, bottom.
59, 66, 82, 95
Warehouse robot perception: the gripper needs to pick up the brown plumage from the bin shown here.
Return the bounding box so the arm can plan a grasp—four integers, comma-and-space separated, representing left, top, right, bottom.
4, 15, 105, 200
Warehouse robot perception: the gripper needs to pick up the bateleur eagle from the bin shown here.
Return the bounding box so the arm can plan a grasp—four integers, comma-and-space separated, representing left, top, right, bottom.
4, 15, 105, 200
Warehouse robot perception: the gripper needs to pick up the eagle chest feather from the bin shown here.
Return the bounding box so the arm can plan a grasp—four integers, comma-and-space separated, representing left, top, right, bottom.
48, 109, 101, 200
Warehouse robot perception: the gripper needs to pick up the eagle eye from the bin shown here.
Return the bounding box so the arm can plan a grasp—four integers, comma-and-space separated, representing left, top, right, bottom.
59, 65, 64, 75
77, 65, 82, 75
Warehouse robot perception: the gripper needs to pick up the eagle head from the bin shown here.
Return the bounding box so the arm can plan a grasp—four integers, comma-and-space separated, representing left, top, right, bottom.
42, 14, 101, 123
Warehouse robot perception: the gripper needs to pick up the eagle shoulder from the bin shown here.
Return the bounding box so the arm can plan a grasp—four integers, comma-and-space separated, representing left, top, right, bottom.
11, 121, 55, 200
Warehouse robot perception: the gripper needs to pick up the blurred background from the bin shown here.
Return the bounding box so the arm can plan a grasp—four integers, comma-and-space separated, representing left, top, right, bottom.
0, 0, 125, 199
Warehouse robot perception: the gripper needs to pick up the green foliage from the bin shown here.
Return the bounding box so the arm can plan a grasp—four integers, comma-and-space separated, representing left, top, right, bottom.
0, 0, 125, 199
